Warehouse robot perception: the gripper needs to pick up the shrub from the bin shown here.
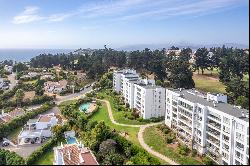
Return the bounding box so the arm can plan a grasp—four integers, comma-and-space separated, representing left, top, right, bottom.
0, 149, 25, 165
177, 144, 190, 156
202, 156, 214, 165
191, 149, 197, 157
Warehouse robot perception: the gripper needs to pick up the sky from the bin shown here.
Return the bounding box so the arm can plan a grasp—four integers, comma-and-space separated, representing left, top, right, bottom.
0, 0, 249, 49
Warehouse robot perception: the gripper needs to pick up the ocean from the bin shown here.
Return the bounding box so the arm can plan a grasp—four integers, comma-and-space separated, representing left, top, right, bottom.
0, 49, 75, 62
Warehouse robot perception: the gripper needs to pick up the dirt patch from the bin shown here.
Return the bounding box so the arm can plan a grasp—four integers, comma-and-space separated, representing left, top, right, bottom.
23, 91, 36, 101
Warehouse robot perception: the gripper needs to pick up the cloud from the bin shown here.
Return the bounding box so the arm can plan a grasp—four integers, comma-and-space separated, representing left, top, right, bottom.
12, 0, 246, 24
12, 6, 45, 24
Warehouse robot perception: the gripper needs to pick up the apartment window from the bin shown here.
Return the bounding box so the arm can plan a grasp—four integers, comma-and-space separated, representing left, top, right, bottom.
235, 150, 243, 161
198, 107, 202, 114
222, 151, 229, 160
236, 141, 244, 151
236, 123, 244, 131
223, 125, 230, 134
223, 117, 230, 125
236, 132, 244, 142
167, 98, 170, 103
235, 160, 241, 165
223, 134, 230, 142
167, 116, 170, 120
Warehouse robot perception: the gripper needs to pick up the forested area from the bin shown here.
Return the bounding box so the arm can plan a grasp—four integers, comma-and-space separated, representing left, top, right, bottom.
30, 46, 249, 108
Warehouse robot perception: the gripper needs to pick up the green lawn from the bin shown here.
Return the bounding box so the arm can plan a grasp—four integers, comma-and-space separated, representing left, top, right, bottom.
143, 126, 203, 165
90, 102, 140, 146
90, 102, 168, 165
23, 79, 38, 84
97, 91, 148, 125
193, 74, 226, 93
33, 150, 54, 165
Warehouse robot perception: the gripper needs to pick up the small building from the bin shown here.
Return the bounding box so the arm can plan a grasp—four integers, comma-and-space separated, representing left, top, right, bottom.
53, 143, 99, 165
4, 65, 13, 73
40, 74, 55, 80
0, 108, 25, 124
44, 80, 68, 94
18, 113, 58, 145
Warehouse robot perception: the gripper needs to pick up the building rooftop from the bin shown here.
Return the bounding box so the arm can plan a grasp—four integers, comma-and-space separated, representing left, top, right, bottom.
171, 89, 249, 122
57, 144, 98, 165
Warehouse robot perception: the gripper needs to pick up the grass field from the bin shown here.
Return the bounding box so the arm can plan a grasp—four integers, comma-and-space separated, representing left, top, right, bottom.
97, 91, 148, 125
90, 102, 140, 146
90, 102, 168, 165
193, 74, 226, 93
143, 126, 203, 165
33, 150, 54, 165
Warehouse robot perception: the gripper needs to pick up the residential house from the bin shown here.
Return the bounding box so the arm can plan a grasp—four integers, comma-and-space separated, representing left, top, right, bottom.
44, 80, 68, 94
0, 108, 25, 124
53, 143, 99, 165
18, 113, 58, 145
4, 65, 13, 73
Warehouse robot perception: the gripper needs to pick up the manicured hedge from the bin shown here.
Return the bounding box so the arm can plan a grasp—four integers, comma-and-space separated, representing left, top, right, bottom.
0, 102, 54, 140
0, 149, 25, 165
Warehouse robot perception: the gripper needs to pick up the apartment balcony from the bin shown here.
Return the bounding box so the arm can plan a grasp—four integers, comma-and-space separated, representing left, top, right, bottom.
178, 124, 192, 134
207, 127, 220, 139
178, 116, 192, 126
207, 120, 221, 131
207, 146, 220, 156
206, 150, 221, 164
207, 114, 221, 123
207, 134, 220, 147
222, 146, 229, 153
172, 108, 177, 113
178, 110, 192, 119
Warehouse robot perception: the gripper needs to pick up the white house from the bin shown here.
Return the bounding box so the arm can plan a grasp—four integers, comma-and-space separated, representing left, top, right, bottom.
165, 88, 249, 165
4, 65, 13, 73
44, 80, 68, 94
18, 113, 58, 145
53, 143, 99, 165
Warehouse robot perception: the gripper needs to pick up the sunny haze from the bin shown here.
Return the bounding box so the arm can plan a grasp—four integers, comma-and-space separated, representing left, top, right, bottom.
0, 1, 249, 166
0, 0, 249, 49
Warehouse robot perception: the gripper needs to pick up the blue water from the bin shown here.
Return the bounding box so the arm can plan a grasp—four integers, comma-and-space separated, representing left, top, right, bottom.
67, 137, 77, 144
0, 49, 74, 62
79, 103, 90, 112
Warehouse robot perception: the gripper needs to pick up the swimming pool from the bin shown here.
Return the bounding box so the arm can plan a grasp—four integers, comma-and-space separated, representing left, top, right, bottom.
79, 102, 90, 112
66, 137, 78, 144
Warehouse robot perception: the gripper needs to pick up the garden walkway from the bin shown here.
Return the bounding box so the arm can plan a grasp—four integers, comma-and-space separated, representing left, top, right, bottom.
97, 99, 179, 165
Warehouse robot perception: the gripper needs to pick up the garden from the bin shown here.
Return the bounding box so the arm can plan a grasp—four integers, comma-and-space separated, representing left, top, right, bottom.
143, 124, 214, 165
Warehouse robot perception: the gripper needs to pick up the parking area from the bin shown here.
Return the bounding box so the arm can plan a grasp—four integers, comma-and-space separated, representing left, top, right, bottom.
0, 139, 48, 159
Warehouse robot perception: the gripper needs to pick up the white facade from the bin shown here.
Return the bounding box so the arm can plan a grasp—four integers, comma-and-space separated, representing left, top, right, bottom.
0, 78, 3, 89
165, 89, 249, 165
113, 69, 138, 93
134, 84, 165, 119
4, 65, 13, 73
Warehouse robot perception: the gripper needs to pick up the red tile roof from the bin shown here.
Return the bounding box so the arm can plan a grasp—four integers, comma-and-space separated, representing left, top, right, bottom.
58, 144, 98, 165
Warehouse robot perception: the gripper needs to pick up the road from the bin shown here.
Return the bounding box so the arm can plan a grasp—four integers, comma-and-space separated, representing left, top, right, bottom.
98, 99, 179, 165
55, 85, 93, 105
7, 72, 17, 90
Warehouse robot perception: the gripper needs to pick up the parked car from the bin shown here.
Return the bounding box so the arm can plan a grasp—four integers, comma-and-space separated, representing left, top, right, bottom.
24, 138, 30, 143
2, 141, 10, 147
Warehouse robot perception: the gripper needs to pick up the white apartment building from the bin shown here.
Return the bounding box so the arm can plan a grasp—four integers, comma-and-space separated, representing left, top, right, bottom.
113, 69, 165, 119
133, 83, 165, 119
122, 78, 155, 109
113, 69, 139, 93
165, 88, 249, 165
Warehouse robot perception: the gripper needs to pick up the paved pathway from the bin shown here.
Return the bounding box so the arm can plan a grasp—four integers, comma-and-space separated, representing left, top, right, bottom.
97, 99, 179, 165
138, 124, 179, 165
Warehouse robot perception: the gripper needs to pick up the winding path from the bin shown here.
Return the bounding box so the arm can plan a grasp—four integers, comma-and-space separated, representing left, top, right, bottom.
97, 99, 179, 165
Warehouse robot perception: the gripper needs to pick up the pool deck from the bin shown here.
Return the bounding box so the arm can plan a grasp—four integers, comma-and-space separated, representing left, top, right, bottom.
79, 102, 97, 114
